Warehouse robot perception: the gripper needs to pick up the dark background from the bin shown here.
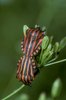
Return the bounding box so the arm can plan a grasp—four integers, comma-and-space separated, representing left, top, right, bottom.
0, 0, 66, 100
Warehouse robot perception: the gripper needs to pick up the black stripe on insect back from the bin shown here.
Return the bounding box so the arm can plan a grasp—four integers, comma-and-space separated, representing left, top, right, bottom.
26, 57, 34, 84
26, 57, 32, 84
27, 36, 34, 56
23, 56, 34, 84
23, 57, 28, 83
21, 56, 27, 84
24, 56, 29, 76
21, 56, 26, 75
25, 29, 34, 54
29, 58, 34, 81
23, 56, 31, 84
26, 28, 39, 56
29, 29, 40, 56
26, 29, 35, 56
23, 29, 30, 54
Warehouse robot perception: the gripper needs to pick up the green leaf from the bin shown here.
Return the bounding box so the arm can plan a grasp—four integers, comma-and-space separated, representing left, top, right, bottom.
38, 93, 47, 100
46, 44, 52, 51
41, 44, 52, 65
41, 36, 49, 50
44, 49, 54, 64
51, 78, 62, 98
49, 36, 53, 43
35, 25, 40, 28
41, 26, 46, 32
23, 25, 29, 36
59, 37, 66, 51
54, 42, 59, 53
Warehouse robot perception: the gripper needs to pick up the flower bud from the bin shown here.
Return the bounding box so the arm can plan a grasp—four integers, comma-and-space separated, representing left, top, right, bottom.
51, 78, 62, 98
38, 93, 47, 100
59, 37, 66, 51
54, 42, 59, 53
41, 44, 52, 65
23, 25, 29, 36
41, 36, 49, 50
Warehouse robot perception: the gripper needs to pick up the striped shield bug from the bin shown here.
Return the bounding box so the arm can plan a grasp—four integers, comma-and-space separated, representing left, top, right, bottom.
16, 25, 46, 85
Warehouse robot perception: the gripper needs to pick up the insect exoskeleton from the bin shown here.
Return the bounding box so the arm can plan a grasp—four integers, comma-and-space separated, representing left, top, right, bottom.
17, 25, 46, 84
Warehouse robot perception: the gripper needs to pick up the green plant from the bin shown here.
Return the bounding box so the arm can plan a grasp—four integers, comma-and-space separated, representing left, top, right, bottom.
38, 78, 62, 100
1, 26, 66, 100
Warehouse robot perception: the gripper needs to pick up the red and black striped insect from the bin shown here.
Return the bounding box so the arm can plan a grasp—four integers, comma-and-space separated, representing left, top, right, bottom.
16, 25, 46, 85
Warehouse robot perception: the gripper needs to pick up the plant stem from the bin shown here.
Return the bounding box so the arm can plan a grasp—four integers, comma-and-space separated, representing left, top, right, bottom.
45, 59, 66, 67
48, 55, 58, 63
1, 84, 25, 100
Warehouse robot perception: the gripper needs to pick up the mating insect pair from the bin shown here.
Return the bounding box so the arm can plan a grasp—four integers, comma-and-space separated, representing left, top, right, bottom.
16, 25, 46, 85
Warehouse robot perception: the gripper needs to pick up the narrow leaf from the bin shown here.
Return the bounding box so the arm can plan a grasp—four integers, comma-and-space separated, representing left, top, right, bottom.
41, 36, 49, 50
59, 37, 66, 51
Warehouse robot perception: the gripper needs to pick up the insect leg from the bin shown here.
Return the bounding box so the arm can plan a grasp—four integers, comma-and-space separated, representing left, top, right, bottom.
21, 41, 25, 54
16, 57, 22, 81
31, 57, 39, 76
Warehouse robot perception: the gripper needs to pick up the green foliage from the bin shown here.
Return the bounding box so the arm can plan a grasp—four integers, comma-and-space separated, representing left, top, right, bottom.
1, 23, 66, 100
38, 78, 62, 100
41, 36, 49, 50
59, 37, 66, 51
0, 0, 66, 100
40, 43, 53, 65
38, 36, 66, 68
23, 25, 29, 36
16, 94, 29, 100
53, 42, 59, 54
38, 93, 47, 100
51, 78, 62, 98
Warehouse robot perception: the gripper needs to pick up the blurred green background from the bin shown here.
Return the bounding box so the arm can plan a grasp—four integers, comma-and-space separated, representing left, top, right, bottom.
0, 0, 66, 100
